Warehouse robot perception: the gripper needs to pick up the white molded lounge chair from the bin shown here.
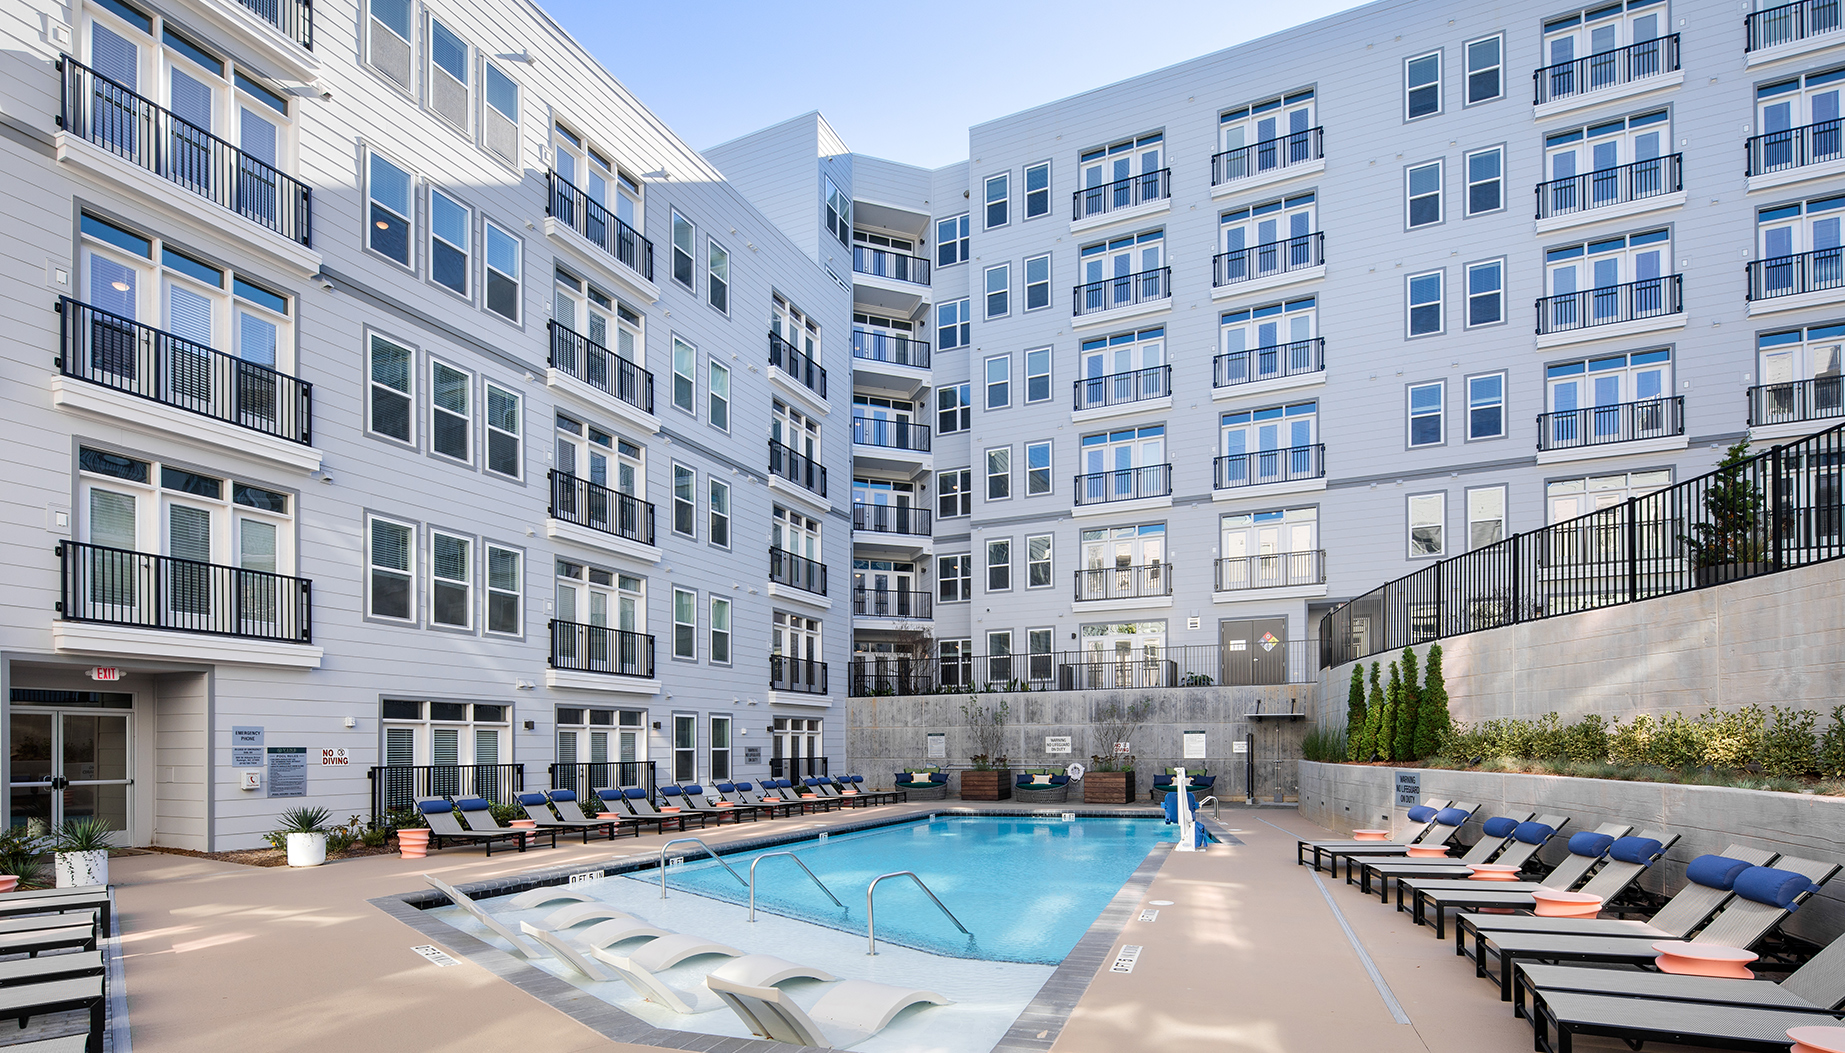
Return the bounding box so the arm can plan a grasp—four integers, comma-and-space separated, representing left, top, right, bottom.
708, 954, 837, 987
521, 925, 618, 982
425, 874, 539, 958
576, 916, 674, 950
538, 901, 646, 931
707, 974, 951, 1047
590, 947, 715, 1013
507, 886, 596, 910
625, 932, 742, 971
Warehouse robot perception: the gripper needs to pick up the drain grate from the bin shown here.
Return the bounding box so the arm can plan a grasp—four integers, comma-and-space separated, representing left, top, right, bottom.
1109, 945, 1143, 973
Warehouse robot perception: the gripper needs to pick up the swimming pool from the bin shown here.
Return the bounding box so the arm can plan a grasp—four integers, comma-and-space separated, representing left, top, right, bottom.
638, 814, 1175, 963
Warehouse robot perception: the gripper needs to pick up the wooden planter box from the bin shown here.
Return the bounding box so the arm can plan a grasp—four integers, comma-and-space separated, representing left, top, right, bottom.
1083, 770, 1136, 804
959, 769, 1013, 801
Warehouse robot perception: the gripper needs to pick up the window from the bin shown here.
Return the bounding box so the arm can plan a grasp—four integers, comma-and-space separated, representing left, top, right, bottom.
985, 354, 1011, 408
987, 447, 1011, 500
485, 384, 520, 478
939, 555, 971, 602
1024, 254, 1051, 312
1542, 4, 1667, 93
1025, 347, 1052, 403
1218, 91, 1316, 171
1466, 259, 1504, 327
1756, 193, 1843, 267
938, 383, 971, 434
937, 213, 970, 267
368, 516, 414, 620
1407, 271, 1444, 336
1546, 470, 1672, 523
986, 538, 1012, 592
482, 63, 519, 165
1542, 110, 1671, 218
429, 531, 472, 628
1407, 161, 1443, 228
672, 464, 695, 537
672, 588, 696, 659
984, 263, 1010, 318
1757, 324, 1845, 420
1542, 229, 1671, 329
709, 479, 730, 548
671, 210, 695, 290
706, 239, 729, 313
986, 631, 1013, 684
672, 337, 695, 413
1465, 147, 1503, 216
1405, 51, 1442, 119
368, 151, 413, 266
708, 361, 730, 431
1026, 534, 1053, 588
1466, 486, 1507, 549
1027, 628, 1054, 681
367, 0, 414, 89
483, 222, 520, 321
710, 598, 731, 664
1221, 508, 1317, 570
486, 545, 520, 634
939, 469, 971, 519
824, 176, 850, 246
429, 189, 469, 295
985, 172, 1009, 228
1407, 382, 1445, 447
1465, 35, 1503, 104
938, 299, 971, 350
1026, 441, 1052, 496
1408, 492, 1446, 557
673, 714, 696, 783
1025, 162, 1051, 218
1757, 71, 1845, 173
1544, 349, 1673, 439
1467, 373, 1506, 440
368, 334, 414, 443
427, 16, 470, 130
431, 360, 471, 462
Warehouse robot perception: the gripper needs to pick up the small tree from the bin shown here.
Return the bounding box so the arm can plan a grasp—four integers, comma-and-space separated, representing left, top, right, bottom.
1678, 440, 1767, 569
1381, 662, 1403, 762
1089, 697, 1153, 772
1395, 647, 1422, 763
1360, 662, 1385, 760
1414, 643, 1452, 758
1344, 664, 1367, 761
960, 695, 1011, 768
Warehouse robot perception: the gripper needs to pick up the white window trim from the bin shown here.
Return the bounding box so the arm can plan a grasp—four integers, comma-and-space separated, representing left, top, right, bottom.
1026, 439, 1053, 496
672, 462, 696, 539
709, 478, 731, 550
1407, 269, 1445, 338
670, 209, 696, 292
985, 354, 1011, 409
1405, 50, 1443, 122
984, 172, 1010, 230
709, 597, 732, 665
1464, 257, 1506, 330
984, 262, 1011, 319
427, 186, 471, 298
706, 237, 730, 315
429, 358, 473, 464
1025, 533, 1053, 589
671, 335, 696, 415
672, 587, 697, 660
365, 515, 417, 622
483, 381, 521, 480
1024, 253, 1052, 313
483, 219, 521, 323
367, 331, 417, 447
1464, 146, 1506, 218
1024, 161, 1052, 220
1406, 159, 1444, 230
1407, 380, 1446, 448
1463, 33, 1505, 106
986, 538, 1012, 593
484, 543, 522, 637
1025, 346, 1052, 404
429, 528, 474, 630
1465, 370, 1508, 441
1407, 491, 1447, 559
366, 147, 416, 271
707, 358, 730, 433
986, 446, 1012, 502
1465, 484, 1508, 551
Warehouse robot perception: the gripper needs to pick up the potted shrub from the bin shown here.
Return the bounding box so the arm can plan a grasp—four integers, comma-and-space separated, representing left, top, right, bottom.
392, 807, 431, 859
959, 696, 1012, 800
52, 817, 113, 888
1680, 440, 1770, 587
0, 827, 45, 892
960, 755, 1013, 801
276, 806, 332, 868
1084, 699, 1151, 804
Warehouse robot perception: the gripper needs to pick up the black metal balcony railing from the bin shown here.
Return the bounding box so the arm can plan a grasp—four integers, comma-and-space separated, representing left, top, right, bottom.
237, 0, 313, 49
852, 589, 933, 619
770, 655, 828, 695
1213, 233, 1325, 288
548, 321, 655, 414
1535, 154, 1683, 220
852, 246, 931, 285
1214, 444, 1326, 490
768, 439, 827, 497
769, 547, 828, 595
1214, 339, 1326, 389
1747, 120, 1843, 177
1747, 0, 1843, 51
1532, 34, 1681, 106
1073, 267, 1171, 317
1537, 396, 1686, 452
1535, 275, 1683, 334
1216, 551, 1327, 591
57, 540, 311, 643
1211, 128, 1325, 186
768, 332, 827, 398
548, 761, 656, 805
58, 298, 313, 445
852, 416, 932, 452
59, 58, 311, 245
1073, 464, 1173, 506
1749, 377, 1845, 428
848, 640, 1320, 695
1073, 365, 1172, 412
549, 618, 655, 678
549, 470, 655, 547
1748, 248, 1845, 301
369, 763, 525, 824
546, 170, 654, 281
852, 504, 932, 536
1074, 563, 1172, 602
852, 329, 930, 369
1073, 168, 1172, 222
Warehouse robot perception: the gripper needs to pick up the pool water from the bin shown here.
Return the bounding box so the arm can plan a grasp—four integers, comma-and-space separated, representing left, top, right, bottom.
635, 815, 1175, 963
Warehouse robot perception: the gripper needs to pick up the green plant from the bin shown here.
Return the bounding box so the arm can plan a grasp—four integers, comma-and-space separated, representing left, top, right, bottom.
1413, 643, 1451, 759
52, 816, 114, 853
1181, 672, 1215, 687
1380, 662, 1402, 762
1089, 698, 1152, 772
386, 806, 429, 830
1360, 663, 1384, 760
1395, 648, 1421, 762
961, 695, 1011, 768
1820, 705, 1845, 779
1302, 725, 1347, 763
1678, 440, 1767, 568
359, 826, 390, 848
0, 827, 46, 884
326, 827, 357, 853
275, 806, 332, 834
1345, 665, 1367, 762
488, 802, 523, 827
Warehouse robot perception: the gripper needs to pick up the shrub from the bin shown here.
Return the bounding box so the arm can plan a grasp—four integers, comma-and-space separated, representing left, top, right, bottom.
1821, 706, 1845, 779
1345, 665, 1367, 762
1761, 706, 1820, 779
1360, 663, 1385, 760
1302, 725, 1347, 763
1414, 643, 1451, 759
1395, 648, 1421, 763
1560, 713, 1609, 763
1381, 662, 1402, 763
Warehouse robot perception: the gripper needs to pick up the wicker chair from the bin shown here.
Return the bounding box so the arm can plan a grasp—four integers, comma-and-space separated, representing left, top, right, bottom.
1013, 770, 1071, 804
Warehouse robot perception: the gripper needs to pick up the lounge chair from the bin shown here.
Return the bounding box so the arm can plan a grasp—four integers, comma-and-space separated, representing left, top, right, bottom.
0, 976, 106, 1053
723, 782, 804, 819
0, 887, 113, 938
1398, 821, 1625, 925
0, 924, 98, 959
678, 784, 756, 823
838, 774, 904, 804
808, 778, 866, 808
515, 792, 606, 844
1430, 831, 1676, 945
1294, 797, 1454, 868
522, 925, 622, 982
622, 932, 742, 970
1351, 811, 1538, 895
1310, 802, 1481, 876
709, 954, 837, 987
419, 798, 539, 856
609, 787, 708, 832
5, 1033, 93, 1053
547, 790, 636, 839
707, 973, 951, 1047
576, 915, 674, 950
587, 936, 746, 1013
456, 796, 559, 850
535, 901, 647, 931
0, 950, 105, 986
506, 886, 596, 911
424, 874, 540, 958
1528, 983, 1845, 1053
771, 779, 834, 813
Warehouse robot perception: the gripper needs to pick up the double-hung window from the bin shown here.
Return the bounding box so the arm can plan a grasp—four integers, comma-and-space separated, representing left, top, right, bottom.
937, 213, 970, 266
428, 16, 470, 130
985, 354, 1011, 409
368, 516, 415, 620
368, 151, 414, 266
431, 360, 472, 462
484, 221, 520, 321
429, 189, 470, 295
368, 334, 415, 443
938, 383, 971, 434
486, 545, 521, 634
1024, 254, 1051, 311
367, 0, 415, 89
707, 239, 729, 313
709, 599, 731, 664
1025, 347, 1052, 403
709, 479, 730, 548
1467, 486, 1507, 549
939, 469, 971, 519
1408, 493, 1446, 557
708, 360, 730, 431
1465, 147, 1504, 216
670, 210, 695, 290
485, 384, 520, 478
1405, 51, 1442, 119
1026, 441, 1052, 495
1407, 271, 1444, 336
672, 337, 695, 413
937, 298, 971, 350
986, 539, 1011, 592
1406, 161, 1443, 228
939, 555, 972, 602
1407, 382, 1445, 447
672, 588, 696, 659
1466, 260, 1504, 327
482, 63, 520, 165
431, 530, 471, 628
1025, 162, 1051, 218
672, 464, 695, 538
1465, 35, 1503, 104
985, 173, 1009, 228
1026, 534, 1053, 588
984, 263, 1010, 318
825, 177, 850, 246
986, 447, 1011, 500
1467, 373, 1506, 439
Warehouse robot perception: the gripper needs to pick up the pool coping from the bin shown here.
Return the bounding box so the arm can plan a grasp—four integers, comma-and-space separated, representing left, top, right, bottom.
368, 806, 1180, 1053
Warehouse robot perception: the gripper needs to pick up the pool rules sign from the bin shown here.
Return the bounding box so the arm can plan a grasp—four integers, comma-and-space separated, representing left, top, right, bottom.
1395, 770, 1421, 808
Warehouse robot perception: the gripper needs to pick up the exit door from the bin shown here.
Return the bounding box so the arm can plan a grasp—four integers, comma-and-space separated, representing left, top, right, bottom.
9, 710, 132, 835
1221, 618, 1288, 685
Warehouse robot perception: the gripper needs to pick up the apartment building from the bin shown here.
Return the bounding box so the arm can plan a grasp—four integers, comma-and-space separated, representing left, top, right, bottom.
0, 0, 854, 848
709, 0, 1845, 698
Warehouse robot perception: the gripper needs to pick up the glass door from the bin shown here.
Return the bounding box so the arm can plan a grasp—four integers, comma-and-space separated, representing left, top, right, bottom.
8, 709, 131, 836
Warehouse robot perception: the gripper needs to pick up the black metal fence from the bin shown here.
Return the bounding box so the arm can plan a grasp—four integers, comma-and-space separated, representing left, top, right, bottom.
770, 656, 828, 695
768, 756, 829, 779
1215, 445, 1325, 490
852, 246, 930, 285
1750, 378, 1845, 428
1216, 551, 1326, 591
1748, 249, 1845, 302
1214, 233, 1324, 288
1073, 267, 1171, 317
546, 170, 653, 280
549, 619, 655, 679
1532, 35, 1680, 106
58, 540, 312, 643
847, 641, 1320, 696
1212, 129, 1323, 186
768, 332, 827, 397
1073, 169, 1171, 221
852, 588, 932, 619
1320, 422, 1845, 668
769, 439, 827, 496
1537, 396, 1684, 452
549, 470, 655, 546
769, 547, 828, 595
1747, 120, 1843, 177
369, 763, 524, 825
1747, 0, 1842, 51
549, 321, 654, 413
548, 761, 655, 803
1074, 564, 1172, 602
60, 58, 312, 245
1075, 464, 1172, 506
1535, 154, 1682, 220
853, 329, 930, 369
853, 503, 931, 536
1214, 339, 1325, 389
237, 0, 314, 49
852, 416, 931, 452
1535, 275, 1681, 334
1074, 365, 1171, 412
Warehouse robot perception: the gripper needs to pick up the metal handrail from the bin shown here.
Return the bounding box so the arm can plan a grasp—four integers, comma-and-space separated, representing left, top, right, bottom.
748, 851, 845, 921
656, 837, 745, 899
866, 870, 970, 955
1197, 795, 1221, 819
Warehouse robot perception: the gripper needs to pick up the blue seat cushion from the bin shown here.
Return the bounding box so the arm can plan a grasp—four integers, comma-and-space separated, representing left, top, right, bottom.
1685, 854, 1752, 890
1192, 776, 1216, 788
1406, 805, 1438, 823
848, 775, 863, 784
1734, 866, 1821, 910
517, 793, 549, 806
417, 799, 451, 814
1513, 821, 1556, 845
684, 785, 705, 795
1435, 807, 1472, 827
1051, 775, 1069, 785
1481, 817, 1520, 839
1567, 832, 1616, 858
715, 783, 735, 792
660, 785, 683, 796
623, 787, 647, 799
455, 798, 490, 812
931, 773, 948, 784
1608, 837, 1663, 865
548, 790, 577, 803
735, 781, 754, 791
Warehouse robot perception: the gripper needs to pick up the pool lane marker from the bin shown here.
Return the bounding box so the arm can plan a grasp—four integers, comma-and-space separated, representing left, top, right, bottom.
1110, 945, 1143, 973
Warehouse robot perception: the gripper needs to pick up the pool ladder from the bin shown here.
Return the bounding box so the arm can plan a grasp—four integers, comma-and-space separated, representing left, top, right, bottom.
865, 870, 971, 956
748, 851, 844, 921
654, 837, 746, 899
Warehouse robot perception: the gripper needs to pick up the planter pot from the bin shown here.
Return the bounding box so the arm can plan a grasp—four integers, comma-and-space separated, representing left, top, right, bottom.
959, 769, 1013, 801
286, 832, 328, 867
396, 829, 430, 859
1083, 770, 1136, 805
508, 819, 537, 829
1696, 562, 1769, 587
0, 875, 18, 893
55, 850, 108, 888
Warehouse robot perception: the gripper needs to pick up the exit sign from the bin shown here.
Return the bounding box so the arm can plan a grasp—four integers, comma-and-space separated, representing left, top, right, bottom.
87, 667, 121, 682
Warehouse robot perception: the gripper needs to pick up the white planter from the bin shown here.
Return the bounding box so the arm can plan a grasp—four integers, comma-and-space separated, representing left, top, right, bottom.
285, 832, 328, 867
55, 850, 109, 888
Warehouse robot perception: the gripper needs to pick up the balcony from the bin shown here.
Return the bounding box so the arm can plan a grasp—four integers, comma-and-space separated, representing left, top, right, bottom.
768, 439, 828, 504
851, 245, 930, 285
1073, 464, 1172, 513
852, 416, 931, 453
1213, 233, 1324, 298
1072, 267, 1171, 327
1536, 396, 1686, 461
1074, 563, 1172, 607
1531, 35, 1682, 117
851, 330, 929, 394
1534, 155, 1684, 232
852, 504, 932, 544
1747, 120, 1845, 191
54, 298, 318, 471
852, 589, 932, 620
1213, 339, 1326, 399
548, 620, 657, 693
235, 0, 313, 49
768, 546, 828, 600
768, 332, 828, 407
1747, 0, 1844, 63
548, 470, 658, 561
851, 246, 930, 317
544, 171, 656, 301
1071, 169, 1172, 232
1535, 275, 1683, 344
1211, 129, 1325, 195
547, 321, 657, 431
1749, 377, 1845, 434
769, 655, 828, 696
1214, 445, 1326, 496
1215, 551, 1327, 596
1748, 249, 1845, 316
1072, 365, 1172, 421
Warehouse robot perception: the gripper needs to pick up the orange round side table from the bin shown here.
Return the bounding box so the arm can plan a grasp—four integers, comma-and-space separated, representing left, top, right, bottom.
1531, 890, 1603, 918
1788, 1026, 1845, 1053
1351, 829, 1391, 841
1405, 845, 1451, 858
1652, 941, 1757, 979
1467, 863, 1522, 881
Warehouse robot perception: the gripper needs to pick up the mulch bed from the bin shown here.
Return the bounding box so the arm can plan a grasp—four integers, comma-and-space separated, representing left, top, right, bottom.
136, 843, 400, 868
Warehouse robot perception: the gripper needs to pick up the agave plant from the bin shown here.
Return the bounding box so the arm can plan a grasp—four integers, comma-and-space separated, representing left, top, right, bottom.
52, 816, 114, 853
274, 806, 332, 835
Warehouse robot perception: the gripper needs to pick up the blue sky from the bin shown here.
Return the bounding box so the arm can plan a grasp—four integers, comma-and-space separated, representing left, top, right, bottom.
540, 0, 1367, 169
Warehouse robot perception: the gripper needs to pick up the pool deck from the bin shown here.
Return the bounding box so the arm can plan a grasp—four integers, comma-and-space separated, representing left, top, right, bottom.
99, 803, 1551, 1052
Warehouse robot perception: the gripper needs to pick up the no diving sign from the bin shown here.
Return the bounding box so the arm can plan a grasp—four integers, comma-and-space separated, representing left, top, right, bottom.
1395, 770, 1421, 808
